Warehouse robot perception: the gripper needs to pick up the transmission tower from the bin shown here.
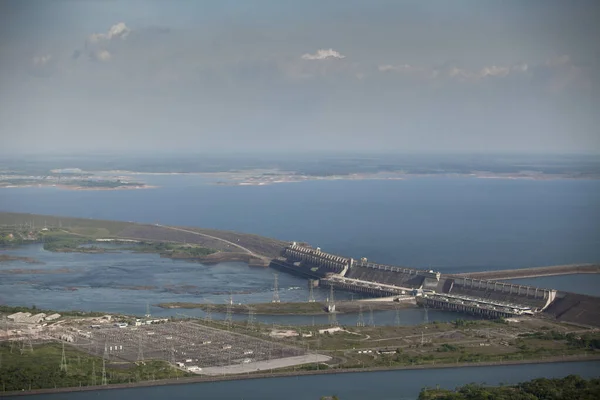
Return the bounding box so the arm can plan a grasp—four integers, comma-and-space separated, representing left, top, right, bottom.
204, 303, 213, 322
308, 280, 316, 302
60, 342, 68, 372
356, 304, 365, 327
101, 359, 107, 385
368, 306, 375, 327
272, 273, 280, 303
395, 306, 401, 327
247, 307, 256, 328
170, 345, 176, 365
225, 294, 233, 327
21, 336, 33, 354
327, 285, 338, 326
91, 361, 97, 386
103, 343, 109, 361
137, 332, 144, 362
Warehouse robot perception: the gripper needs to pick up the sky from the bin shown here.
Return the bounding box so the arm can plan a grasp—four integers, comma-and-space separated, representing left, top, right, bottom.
0, 0, 599, 154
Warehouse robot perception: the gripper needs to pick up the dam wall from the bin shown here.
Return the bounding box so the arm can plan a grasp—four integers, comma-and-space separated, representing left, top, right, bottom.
443, 277, 556, 311
543, 292, 600, 328
345, 265, 425, 289
282, 243, 350, 276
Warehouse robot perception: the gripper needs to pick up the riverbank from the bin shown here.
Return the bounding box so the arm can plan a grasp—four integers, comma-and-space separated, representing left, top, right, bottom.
0, 254, 41, 264
157, 300, 416, 315
4, 354, 599, 398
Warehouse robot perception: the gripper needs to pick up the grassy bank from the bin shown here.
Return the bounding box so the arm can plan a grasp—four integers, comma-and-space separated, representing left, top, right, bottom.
0, 342, 190, 392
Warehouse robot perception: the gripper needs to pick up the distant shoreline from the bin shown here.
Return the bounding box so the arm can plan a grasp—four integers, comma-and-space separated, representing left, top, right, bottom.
0, 183, 157, 191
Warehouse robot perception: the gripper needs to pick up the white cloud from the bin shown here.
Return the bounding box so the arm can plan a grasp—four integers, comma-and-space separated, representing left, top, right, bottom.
88, 22, 131, 43
379, 61, 531, 82
94, 49, 112, 62
32, 54, 52, 66
478, 65, 510, 78
301, 48, 345, 60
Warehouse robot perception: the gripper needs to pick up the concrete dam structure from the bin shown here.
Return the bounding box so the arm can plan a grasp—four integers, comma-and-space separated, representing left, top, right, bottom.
270, 242, 568, 320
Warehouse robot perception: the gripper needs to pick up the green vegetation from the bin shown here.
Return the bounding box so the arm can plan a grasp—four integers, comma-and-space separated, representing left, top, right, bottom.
418, 375, 600, 400
42, 231, 93, 252
131, 242, 216, 258
0, 342, 190, 392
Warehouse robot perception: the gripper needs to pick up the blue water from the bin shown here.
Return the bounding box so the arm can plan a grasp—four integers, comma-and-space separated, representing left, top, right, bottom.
12, 361, 600, 400
1, 177, 599, 318
1, 176, 599, 270
0, 244, 469, 326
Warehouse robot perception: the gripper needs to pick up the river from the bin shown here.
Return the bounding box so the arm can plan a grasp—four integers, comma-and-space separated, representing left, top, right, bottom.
10, 361, 600, 400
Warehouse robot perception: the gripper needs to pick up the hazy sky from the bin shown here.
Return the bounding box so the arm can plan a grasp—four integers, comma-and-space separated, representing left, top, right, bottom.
1, 0, 598, 154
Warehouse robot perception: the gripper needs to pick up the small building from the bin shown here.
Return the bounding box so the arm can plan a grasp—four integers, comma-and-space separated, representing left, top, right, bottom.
187, 366, 202, 372
45, 313, 61, 321
8, 312, 31, 321
318, 327, 343, 335
28, 313, 47, 323
114, 323, 128, 328
269, 329, 299, 338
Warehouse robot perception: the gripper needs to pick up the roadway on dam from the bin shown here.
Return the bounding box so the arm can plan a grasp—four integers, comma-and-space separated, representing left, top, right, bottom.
451, 264, 600, 280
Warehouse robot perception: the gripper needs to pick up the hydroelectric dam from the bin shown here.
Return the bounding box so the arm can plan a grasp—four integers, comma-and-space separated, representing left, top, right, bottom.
270, 242, 600, 327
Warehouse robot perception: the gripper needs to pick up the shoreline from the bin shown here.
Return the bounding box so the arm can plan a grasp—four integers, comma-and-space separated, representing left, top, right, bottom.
3, 354, 599, 397
0, 184, 157, 191
157, 300, 416, 314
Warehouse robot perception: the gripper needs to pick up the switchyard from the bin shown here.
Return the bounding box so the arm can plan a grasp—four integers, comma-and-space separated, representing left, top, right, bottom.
71, 321, 311, 374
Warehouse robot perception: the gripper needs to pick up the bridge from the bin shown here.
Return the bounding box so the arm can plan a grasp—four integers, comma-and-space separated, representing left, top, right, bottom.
270, 242, 562, 318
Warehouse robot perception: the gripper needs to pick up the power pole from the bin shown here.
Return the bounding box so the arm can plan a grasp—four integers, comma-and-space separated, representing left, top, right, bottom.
145, 302, 151, 319
395, 306, 401, 327
424, 306, 429, 324
368, 306, 374, 327
272, 273, 280, 303
91, 361, 96, 386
